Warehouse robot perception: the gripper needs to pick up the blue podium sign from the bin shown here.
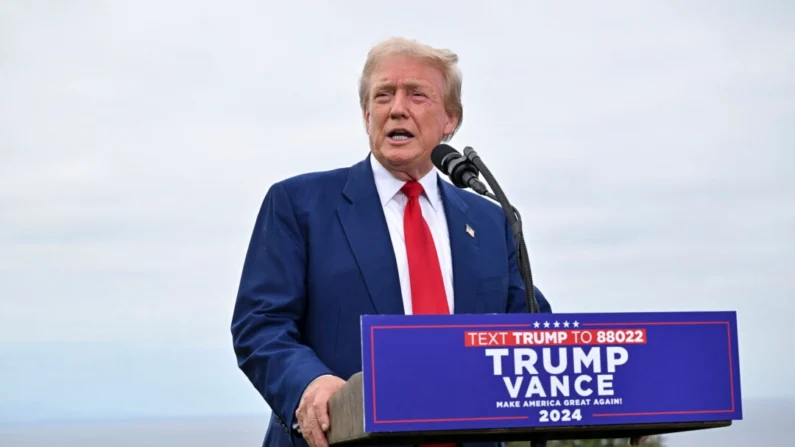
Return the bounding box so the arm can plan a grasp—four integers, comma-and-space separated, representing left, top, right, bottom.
360, 311, 742, 433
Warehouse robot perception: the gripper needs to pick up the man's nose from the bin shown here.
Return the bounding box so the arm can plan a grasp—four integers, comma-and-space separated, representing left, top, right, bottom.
389, 91, 409, 119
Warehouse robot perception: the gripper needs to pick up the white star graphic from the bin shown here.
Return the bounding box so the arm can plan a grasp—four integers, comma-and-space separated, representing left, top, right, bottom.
533, 321, 540, 328
563, 321, 570, 328
573, 321, 580, 328
543, 321, 550, 328
553, 321, 560, 328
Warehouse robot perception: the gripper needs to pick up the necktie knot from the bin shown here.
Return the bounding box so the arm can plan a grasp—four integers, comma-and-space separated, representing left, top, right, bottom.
401, 181, 424, 198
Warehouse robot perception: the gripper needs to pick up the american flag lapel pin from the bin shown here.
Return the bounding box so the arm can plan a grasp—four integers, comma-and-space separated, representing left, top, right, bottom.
466, 224, 475, 238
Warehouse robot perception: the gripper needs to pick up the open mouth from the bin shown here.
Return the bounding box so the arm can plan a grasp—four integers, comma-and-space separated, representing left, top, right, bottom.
387, 129, 415, 142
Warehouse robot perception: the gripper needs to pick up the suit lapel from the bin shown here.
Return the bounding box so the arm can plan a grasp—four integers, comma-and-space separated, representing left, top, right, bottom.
337, 156, 404, 315
438, 179, 481, 315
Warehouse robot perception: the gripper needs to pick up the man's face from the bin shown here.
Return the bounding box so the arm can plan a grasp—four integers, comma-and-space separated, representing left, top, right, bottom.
364, 54, 458, 178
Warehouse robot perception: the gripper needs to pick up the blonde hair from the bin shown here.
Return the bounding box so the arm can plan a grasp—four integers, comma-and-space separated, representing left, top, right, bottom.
358, 37, 463, 142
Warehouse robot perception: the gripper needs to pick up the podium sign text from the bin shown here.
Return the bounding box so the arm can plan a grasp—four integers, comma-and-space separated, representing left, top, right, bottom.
360, 311, 742, 433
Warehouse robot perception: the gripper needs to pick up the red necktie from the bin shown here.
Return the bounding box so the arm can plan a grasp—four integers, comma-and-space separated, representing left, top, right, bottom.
401, 181, 450, 315
401, 182, 454, 447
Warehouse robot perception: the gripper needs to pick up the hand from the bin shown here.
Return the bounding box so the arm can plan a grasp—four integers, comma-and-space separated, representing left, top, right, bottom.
295, 374, 346, 447
629, 436, 648, 445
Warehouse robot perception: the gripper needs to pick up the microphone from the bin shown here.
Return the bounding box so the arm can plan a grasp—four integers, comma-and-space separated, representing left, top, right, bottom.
432, 144, 522, 220
431, 144, 489, 196
432, 143, 541, 314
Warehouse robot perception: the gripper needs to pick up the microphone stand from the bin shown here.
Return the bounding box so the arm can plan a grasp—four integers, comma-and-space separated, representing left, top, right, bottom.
463, 146, 540, 314
465, 147, 546, 447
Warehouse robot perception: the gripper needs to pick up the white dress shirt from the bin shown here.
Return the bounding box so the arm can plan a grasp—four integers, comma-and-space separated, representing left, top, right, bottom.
370, 155, 455, 315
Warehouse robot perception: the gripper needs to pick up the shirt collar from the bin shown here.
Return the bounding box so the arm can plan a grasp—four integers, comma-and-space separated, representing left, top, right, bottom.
370, 154, 440, 210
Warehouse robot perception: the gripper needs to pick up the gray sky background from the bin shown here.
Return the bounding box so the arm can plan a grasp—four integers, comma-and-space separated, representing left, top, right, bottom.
1, 0, 793, 424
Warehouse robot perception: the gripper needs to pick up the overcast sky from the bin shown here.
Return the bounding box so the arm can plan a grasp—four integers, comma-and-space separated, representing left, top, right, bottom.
1, 0, 793, 425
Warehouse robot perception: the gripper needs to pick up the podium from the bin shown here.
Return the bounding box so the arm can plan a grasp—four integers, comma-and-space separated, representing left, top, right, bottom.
326, 311, 742, 445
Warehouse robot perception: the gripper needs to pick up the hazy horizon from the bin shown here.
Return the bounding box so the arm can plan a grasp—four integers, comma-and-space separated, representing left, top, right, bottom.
3, 395, 792, 426
2, 398, 793, 446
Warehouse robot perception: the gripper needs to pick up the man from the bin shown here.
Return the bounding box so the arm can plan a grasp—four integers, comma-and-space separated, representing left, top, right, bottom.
231, 37, 640, 447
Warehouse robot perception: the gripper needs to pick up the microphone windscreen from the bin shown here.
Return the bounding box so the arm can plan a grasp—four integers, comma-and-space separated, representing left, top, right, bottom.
431, 143, 458, 174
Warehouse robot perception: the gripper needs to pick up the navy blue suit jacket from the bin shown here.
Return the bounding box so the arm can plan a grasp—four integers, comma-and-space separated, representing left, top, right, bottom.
231, 155, 552, 447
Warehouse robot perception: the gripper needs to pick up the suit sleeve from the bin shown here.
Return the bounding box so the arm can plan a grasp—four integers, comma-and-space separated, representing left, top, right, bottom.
231, 182, 334, 439
503, 214, 553, 314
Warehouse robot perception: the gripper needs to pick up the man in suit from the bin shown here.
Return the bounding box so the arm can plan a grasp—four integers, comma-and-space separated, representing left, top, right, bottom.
230, 37, 556, 447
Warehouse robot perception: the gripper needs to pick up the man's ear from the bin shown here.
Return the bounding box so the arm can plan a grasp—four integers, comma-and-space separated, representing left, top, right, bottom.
443, 112, 460, 137
363, 109, 371, 134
